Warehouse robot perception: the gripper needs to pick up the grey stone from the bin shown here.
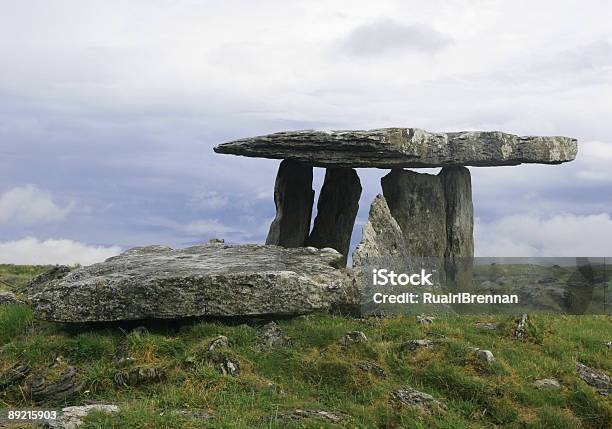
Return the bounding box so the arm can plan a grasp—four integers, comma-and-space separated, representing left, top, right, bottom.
217, 356, 240, 377
472, 348, 496, 364
576, 362, 611, 396
355, 361, 386, 378
352, 194, 408, 267
208, 335, 229, 351
272, 409, 348, 422
208, 238, 225, 244
475, 322, 498, 330
44, 404, 119, 429
382, 169, 447, 258
533, 379, 560, 389
390, 386, 446, 411
266, 159, 314, 248
416, 314, 435, 325
0, 363, 30, 389
0, 291, 23, 305
22, 265, 70, 294
31, 367, 84, 405
401, 339, 435, 352
515, 314, 529, 338
31, 243, 357, 322
340, 331, 368, 346
214, 128, 577, 168
306, 168, 361, 265
114, 366, 165, 386
257, 322, 289, 349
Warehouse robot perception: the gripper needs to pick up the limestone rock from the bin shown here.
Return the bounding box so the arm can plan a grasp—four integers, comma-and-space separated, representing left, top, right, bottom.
576, 362, 611, 396
214, 128, 577, 168
208, 335, 230, 351
266, 159, 314, 248
217, 356, 240, 377
440, 166, 474, 258
352, 194, 408, 267
0, 291, 23, 305
475, 322, 498, 330
22, 265, 70, 294
401, 339, 435, 352
306, 168, 361, 265
382, 169, 447, 258
257, 322, 289, 349
390, 386, 446, 411
31, 367, 83, 404
533, 379, 561, 389
0, 363, 30, 389
417, 314, 436, 325
114, 366, 165, 386
340, 331, 368, 346
355, 361, 386, 378
515, 314, 529, 338
472, 348, 496, 364
45, 404, 119, 429
31, 244, 356, 322
271, 409, 348, 422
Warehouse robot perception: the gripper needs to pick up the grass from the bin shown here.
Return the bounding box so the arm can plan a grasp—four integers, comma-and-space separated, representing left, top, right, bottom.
0, 267, 610, 428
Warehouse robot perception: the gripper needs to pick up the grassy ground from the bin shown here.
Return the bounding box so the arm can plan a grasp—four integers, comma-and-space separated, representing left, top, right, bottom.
0, 266, 610, 428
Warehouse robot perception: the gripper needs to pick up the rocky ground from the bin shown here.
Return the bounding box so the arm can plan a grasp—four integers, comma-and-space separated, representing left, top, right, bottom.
0, 265, 611, 428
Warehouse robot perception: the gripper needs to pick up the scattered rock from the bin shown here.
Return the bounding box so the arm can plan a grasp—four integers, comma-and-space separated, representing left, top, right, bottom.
208, 238, 225, 244
416, 314, 435, 325
533, 379, 561, 389
515, 314, 528, 338
390, 386, 446, 412
208, 335, 229, 351
265, 159, 314, 248
340, 331, 368, 346
217, 356, 240, 377
214, 128, 577, 168
352, 194, 408, 266
306, 168, 362, 265
44, 404, 119, 429
470, 348, 496, 364
475, 322, 498, 330
114, 366, 165, 386
401, 339, 435, 352
31, 243, 355, 322
576, 362, 611, 396
0, 291, 24, 305
0, 363, 31, 389
355, 361, 386, 378
257, 322, 289, 349
31, 367, 84, 405
271, 409, 348, 423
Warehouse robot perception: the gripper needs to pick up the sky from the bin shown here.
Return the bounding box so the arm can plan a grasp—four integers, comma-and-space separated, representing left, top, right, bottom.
1, 0, 611, 265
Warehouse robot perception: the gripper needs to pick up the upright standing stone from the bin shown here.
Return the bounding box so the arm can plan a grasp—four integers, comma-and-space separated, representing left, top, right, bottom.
381, 169, 447, 258
306, 168, 361, 264
266, 160, 314, 247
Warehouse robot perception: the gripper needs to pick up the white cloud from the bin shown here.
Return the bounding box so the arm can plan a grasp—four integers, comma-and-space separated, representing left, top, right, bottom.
475, 213, 612, 257
189, 191, 229, 210
0, 237, 121, 266
0, 185, 73, 225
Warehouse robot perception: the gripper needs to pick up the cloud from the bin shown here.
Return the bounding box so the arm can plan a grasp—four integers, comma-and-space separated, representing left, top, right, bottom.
475, 213, 612, 257
340, 19, 452, 57
189, 191, 229, 210
0, 237, 121, 265
0, 185, 73, 225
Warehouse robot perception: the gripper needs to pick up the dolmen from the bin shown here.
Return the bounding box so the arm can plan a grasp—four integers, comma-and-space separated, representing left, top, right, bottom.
29, 128, 576, 322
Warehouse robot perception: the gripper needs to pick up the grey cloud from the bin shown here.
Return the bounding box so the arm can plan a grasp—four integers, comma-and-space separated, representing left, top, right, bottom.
340, 19, 452, 57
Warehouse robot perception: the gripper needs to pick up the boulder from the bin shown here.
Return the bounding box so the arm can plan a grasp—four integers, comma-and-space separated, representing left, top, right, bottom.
340, 331, 368, 345
576, 362, 611, 395
31, 244, 356, 322
390, 386, 446, 411
257, 321, 289, 349
45, 404, 119, 429
306, 168, 361, 264
266, 159, 314, 248
352, 194, 408, 267
533, 379, 561, 389
214, 128, 577, 168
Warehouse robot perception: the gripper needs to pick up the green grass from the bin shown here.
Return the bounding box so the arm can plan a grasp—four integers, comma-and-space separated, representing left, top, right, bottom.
0, 264, 53, 291
0, 269, 610, 428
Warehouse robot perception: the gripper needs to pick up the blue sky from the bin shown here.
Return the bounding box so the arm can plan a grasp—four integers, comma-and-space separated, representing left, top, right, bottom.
1, 0, 611, 264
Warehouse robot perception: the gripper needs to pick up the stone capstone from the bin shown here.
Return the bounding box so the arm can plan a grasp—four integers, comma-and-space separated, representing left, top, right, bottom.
31, 244, 357, 322
266, 159, 314, 248
306, 168, 361, 264
352, 194, 408, 267
214, 128, 577, 168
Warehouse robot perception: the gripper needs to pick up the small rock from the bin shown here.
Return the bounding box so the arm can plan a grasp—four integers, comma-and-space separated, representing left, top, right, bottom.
257, 322, 289, 349
401, 339, 435, 352
44, 404, 119, 429
515, 314, 528, 338
475, 322, 498, 330
218, 356, 240, 377
0, 362, 31, 389
31, 367, 84, 404
390, 386, 446, 412
606, 341, 611, 349
355, 361, 386, 378
416, 314, 435, 325
576, 362, 611, 396
533, 379, 561, 389
0, 291, 24, 305
114, 366, 164, 386
470, 348, 496, 364
208, 238, 225, 244
208, 335, 229, 351
272, 409, 348, 422
340, 331, 367, 346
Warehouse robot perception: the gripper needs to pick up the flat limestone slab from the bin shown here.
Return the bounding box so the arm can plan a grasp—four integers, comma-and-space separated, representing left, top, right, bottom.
31, 244, 356, 322
214, 128, 577, 168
